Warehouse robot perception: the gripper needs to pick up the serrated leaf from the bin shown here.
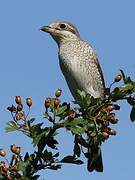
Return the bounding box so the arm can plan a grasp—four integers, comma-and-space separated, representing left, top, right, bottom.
55, 105, 68, 116
111, 87, 122, 101
42, 150, 53, 161
5, 121, 19, 132
77, 90, 86, 99
17, 160, 27, 172
121, 83, 134, 94
65, 118, 88, 135
32, 127, 50, 146
75, 90, 87, 108
70, 126, 85, 134
130, 106, 135, 122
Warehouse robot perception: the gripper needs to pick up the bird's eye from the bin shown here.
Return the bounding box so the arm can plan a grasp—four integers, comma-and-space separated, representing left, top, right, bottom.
60, 23, 66, 29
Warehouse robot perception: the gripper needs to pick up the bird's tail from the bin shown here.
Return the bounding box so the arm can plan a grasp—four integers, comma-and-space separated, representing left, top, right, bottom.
87, 143, 103, 172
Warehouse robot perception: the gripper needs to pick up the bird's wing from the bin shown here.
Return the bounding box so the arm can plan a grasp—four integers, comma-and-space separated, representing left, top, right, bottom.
85, 50, 105, 98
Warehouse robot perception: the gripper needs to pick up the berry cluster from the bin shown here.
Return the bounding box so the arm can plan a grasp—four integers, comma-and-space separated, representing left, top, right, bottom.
0, 144, 21, 179
100, 104, 119, 140
7, 96, 32, 130
44, 88, 62, 111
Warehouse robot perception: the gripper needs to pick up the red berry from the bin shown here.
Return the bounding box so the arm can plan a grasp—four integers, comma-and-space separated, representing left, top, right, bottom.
102, 127, 111, 134
11, 144, 21, 155
0, 149, 6, 157
68, 109, 76, 118
55, 89, 62, 97
110, 118, 118, 124
109, 129, 117, 136
54, 98, 60, 108
17, 104, 23, 111
114, 74, 122, 82
15, 96, 22, 105
102, 132, 109, 140
106, 105, 115, 112
16, 111, 24, 121
44, 97, 51, 109
2, 165, 8, 173
26, 98, 32, 107
5, 174, 12, 180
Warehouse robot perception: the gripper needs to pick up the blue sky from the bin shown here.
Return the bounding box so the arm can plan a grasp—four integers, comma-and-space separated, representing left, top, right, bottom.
0, 0, 135, 179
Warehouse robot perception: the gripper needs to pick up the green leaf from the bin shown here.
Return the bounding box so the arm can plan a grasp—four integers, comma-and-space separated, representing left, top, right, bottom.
130, 106, 135, 122
17, 160, 28, 172
65, 118, 88, 135
55, 105, 68, 116
47, 136, 58, 149
111, 87, 123, 101
5, 121, 19, 132
120, 69, 126, 83
75, 90, 102, 110
61, 155, 83, 165
125, 77, 132, 84
0, 174, 4, 179
24, 152, 29, 162
120, 70, 134, 85
32, 131, 47, 146
121, 83, 134, 94
31, 126, 50, 146
70, 126, 85, 135
41, 150, 53, 161
75, 90, 87, 108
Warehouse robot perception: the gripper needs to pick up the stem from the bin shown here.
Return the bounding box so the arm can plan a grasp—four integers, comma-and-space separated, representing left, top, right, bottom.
23, 107, 31, 123
53, 109, 56, 124
109, 81, 115, 89
4, 157, 10, 166
93, 119, 100, 139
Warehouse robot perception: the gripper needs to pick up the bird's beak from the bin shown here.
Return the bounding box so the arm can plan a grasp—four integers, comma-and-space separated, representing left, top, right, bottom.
40, 26, 52, 33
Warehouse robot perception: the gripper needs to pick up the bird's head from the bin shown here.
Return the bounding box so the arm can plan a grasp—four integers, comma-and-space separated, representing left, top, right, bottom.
40, 21, 80, 45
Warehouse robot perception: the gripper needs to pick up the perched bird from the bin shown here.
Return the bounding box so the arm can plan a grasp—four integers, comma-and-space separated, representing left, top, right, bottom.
40, 21, 105, 172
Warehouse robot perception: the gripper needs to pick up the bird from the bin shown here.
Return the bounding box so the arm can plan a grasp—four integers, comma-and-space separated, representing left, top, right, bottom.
40, 21, 105, 172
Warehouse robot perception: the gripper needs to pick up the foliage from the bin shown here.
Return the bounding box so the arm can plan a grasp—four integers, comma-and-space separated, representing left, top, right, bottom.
0, 70, 135, 179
